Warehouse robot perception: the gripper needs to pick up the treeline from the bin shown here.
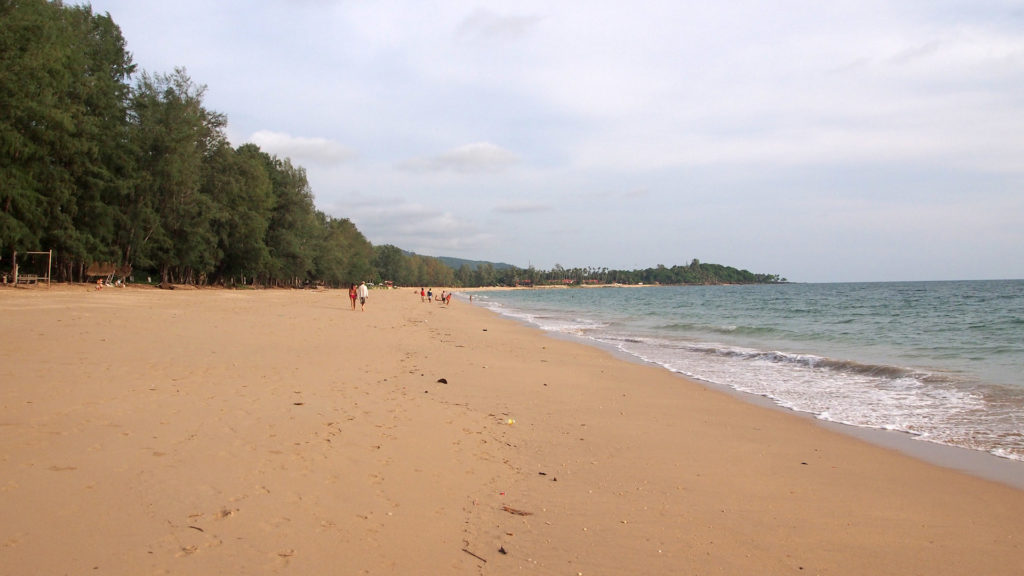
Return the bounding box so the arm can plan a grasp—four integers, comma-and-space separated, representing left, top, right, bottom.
1, 1, 784, 289
614, 261, 784, 285
2, 1, 382, 286
444, 259, 784, 288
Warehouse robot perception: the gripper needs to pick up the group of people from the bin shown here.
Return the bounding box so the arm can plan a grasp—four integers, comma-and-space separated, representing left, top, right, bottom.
348, 281, 369, 311
420, 287, 452, 305
346, 283, 458, 311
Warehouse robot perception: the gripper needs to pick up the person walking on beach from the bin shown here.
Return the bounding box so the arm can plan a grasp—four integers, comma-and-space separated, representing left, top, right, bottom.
427, 288, 433, 303
357, 281, 369, 311
348, 284, 358, 310
420, 287, 425, 302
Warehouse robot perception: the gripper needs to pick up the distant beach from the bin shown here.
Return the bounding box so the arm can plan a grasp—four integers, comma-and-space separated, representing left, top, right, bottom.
2, 285, 1022, 574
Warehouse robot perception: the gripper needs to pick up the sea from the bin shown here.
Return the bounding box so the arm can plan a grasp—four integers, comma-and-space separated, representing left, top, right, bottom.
469, 280, 1024, 464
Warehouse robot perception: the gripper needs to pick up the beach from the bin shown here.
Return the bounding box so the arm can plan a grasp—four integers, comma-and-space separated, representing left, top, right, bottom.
1, 286, 1022, 575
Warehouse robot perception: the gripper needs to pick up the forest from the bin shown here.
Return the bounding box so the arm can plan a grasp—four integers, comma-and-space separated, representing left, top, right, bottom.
1, 1, 783, 288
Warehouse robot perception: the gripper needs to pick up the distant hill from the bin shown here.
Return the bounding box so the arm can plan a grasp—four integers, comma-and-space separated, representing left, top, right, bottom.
397, 251, 515, 272
406, 251, 784, 286
436, 256, 517, 272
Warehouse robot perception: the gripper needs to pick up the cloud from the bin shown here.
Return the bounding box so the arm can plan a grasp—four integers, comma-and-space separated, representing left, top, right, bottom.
248, 130, 355, 165
493, 202, 552, 214
398, 142, 519, 173
88, 0, 1024, 280
327, 193, 494, 255
456, 8, 544, 43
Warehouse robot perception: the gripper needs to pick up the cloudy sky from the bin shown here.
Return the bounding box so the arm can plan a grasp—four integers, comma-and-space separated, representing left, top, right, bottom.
87, 0, 1024, 282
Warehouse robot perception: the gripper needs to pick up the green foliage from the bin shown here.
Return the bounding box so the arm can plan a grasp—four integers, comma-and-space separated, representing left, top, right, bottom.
0, 2, 372, 286
373, 245, 455, 287
445, 259, 784, 287
259, 154, 316, 285
1, 0, 134, 278
316, 214, 373, 287
1, 0, 65, 252
127, 68, 225, 282
373, 245, 407, 284
202, 142, 273, 283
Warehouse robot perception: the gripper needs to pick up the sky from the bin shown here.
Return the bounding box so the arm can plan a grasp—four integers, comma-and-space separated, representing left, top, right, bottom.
84, 0, 1024, 282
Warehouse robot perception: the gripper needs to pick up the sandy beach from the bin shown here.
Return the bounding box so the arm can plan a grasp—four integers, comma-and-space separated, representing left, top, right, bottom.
1, 285, 1022, 575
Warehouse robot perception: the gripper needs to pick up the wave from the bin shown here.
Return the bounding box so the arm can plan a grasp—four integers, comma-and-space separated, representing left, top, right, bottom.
601, 335, 1023, 461
477, 300, 608, 335
656, 322, 784, 337
723, 349, 933, 382
473, 286, 1024, 462
605, 336, 935, 383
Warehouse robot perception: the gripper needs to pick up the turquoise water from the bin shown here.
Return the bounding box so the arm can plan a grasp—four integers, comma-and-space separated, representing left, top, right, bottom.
471, 281, 1024, 461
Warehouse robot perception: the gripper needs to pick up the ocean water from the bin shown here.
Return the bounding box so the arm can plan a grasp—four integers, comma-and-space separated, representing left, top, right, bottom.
470, 281, 1024, 462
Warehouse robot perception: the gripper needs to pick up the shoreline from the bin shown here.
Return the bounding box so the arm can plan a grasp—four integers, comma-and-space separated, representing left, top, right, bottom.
2, 286, 1022, 574
463, 287, 1024, 491
522, 319, 1024, 490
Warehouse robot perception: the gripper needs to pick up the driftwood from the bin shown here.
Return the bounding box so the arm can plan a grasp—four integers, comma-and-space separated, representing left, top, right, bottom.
501, 505, 532, 516
462, 548, 487, 563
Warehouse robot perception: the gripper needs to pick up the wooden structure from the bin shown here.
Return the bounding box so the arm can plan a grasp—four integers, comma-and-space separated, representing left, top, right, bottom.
86, 262, 132, 284
10, 250, 51, 287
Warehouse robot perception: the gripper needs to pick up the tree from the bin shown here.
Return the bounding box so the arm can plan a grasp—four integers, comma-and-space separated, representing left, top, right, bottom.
1, 1, 134, 279
261, 154, 318, 286
456, 263, 473, 287
373, 244, 407, 286
474, 262, 496, 286
1, 0, 70, 256
318, 215, 373, 286
55, 5, 135, 280
420, 255, 454, 287
126, 67, 225, 283
203, 143, 274, 284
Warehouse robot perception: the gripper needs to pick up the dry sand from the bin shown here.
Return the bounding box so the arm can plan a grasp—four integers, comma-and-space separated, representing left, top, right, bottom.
1, 285, 1022, 575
